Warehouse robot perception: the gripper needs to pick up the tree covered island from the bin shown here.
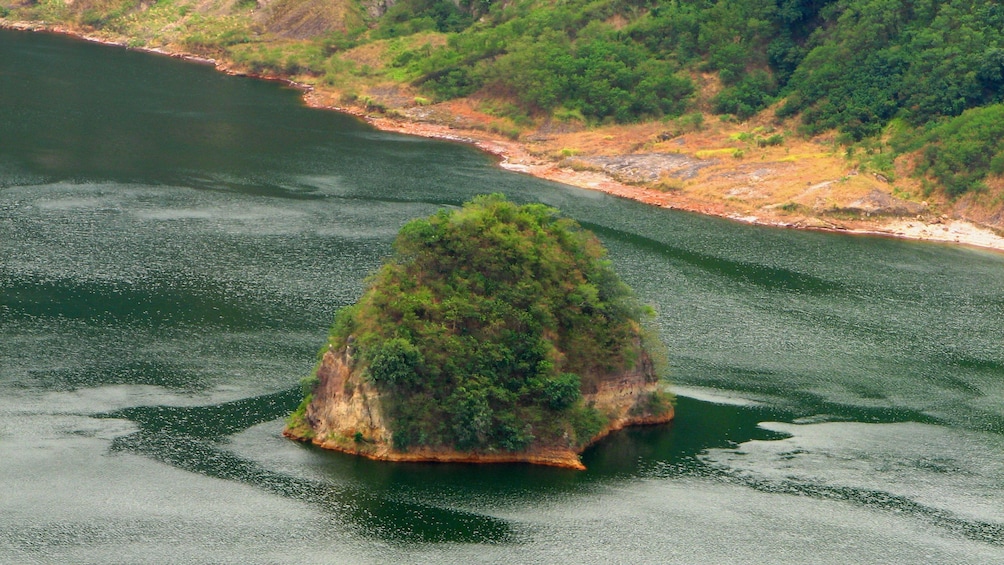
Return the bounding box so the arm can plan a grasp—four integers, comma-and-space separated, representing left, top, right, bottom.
284, 195, 673, 469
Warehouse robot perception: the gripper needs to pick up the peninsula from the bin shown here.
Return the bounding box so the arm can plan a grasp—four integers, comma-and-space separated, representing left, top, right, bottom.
284, 195, 674, 469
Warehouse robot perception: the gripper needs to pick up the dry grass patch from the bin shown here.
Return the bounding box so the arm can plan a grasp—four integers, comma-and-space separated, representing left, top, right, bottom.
340, 40, 389, 70
257, 0, 361, 38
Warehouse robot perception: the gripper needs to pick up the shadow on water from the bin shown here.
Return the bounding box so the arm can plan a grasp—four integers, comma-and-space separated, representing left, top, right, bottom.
689, 366, 947, 426
28, 360, 209, 392
3, 275, 268, 329
582, 396, 792, 478
718, 468, 1004, 546
582, 222, 844, 295
99, 388, 518, 544
94, 391, 803, 545
86, 369, 1004, 548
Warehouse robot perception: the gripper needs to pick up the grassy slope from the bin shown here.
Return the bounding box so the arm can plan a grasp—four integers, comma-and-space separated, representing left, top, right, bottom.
3, 0, 1003, 236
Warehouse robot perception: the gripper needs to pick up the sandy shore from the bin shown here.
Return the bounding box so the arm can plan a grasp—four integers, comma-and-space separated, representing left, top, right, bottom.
5, 19, 1004, 254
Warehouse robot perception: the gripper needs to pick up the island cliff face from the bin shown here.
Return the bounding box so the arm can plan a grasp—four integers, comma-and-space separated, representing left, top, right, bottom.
284, 345, 673, 469
283, 195, 674, 469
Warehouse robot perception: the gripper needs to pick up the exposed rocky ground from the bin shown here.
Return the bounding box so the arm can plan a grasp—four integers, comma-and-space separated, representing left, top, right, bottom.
563, 153, 719, 184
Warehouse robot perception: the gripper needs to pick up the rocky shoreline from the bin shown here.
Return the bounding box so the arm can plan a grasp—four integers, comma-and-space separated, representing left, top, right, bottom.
339, 110, 1004, 253
284, 348, 675, 471
283, 424, 594, 470
5, 19, 1004, 253
284, 414, 675, 470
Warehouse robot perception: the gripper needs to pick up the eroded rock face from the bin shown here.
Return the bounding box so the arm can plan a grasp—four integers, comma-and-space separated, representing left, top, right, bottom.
562, 153, 718, 184
254, 0, 366, 39
361, 0, 397, 18
304, 348, 389, 449
952, 193, 1004, 232
286, 346, 673, 470
840, 189, 927, 217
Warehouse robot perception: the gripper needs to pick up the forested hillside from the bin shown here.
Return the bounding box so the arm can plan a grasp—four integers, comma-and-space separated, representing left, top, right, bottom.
5, 0, 1004, 206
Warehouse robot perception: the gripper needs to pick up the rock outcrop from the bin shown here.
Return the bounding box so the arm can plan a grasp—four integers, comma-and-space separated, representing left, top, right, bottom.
284, 346, 674, 469
283, 196, 674, 470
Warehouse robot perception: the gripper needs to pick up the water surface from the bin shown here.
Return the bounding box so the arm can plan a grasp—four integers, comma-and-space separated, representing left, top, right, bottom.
2, 29, 1003, 563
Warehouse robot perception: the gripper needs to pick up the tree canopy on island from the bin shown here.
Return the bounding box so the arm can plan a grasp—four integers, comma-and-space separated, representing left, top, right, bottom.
319, 195, 670, 452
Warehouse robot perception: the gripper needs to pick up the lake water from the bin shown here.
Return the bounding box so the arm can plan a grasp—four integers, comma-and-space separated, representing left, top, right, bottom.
2, 29, 1003, 563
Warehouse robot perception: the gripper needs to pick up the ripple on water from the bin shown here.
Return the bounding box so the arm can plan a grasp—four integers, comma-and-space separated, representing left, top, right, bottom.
703, 420, 1004, 535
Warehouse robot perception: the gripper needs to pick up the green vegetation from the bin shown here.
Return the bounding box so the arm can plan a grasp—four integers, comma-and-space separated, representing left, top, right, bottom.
318, 195, 668, 453
408, 27, 694, 123
5, 0, 1003, 197
900, 105, 1004, 197
373, 0, 473, 37
779, 1, 1004, 139
285, 393, 315, 439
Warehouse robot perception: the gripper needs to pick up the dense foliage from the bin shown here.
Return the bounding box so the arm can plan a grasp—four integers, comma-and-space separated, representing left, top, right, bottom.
325, 195, 665, 452
903, 105, 1004, 197
390, 0, 822, 121
391, 0, 1003, 128
779, 0, 1004, 141
406, 21, 694, 122
383, 0, 1004, 192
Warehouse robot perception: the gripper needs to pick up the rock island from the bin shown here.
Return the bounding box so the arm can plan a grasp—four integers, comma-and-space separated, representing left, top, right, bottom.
284, 195, 673, 469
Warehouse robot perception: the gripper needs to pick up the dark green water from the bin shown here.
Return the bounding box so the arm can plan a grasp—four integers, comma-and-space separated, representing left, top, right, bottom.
2, 29, 1003, 563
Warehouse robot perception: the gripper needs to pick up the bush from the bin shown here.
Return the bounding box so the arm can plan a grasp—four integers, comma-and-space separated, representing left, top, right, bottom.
714, 71, 777, 120
366, 338, 424, 387
539, 373, 581, 410
569, 404, 608, 447
374, 0, 473, 38
914, 104, 1004, 197
285, 394, 314, 438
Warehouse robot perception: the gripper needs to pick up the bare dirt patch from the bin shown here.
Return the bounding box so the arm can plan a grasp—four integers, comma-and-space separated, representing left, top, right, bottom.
563, 153, 718, 184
